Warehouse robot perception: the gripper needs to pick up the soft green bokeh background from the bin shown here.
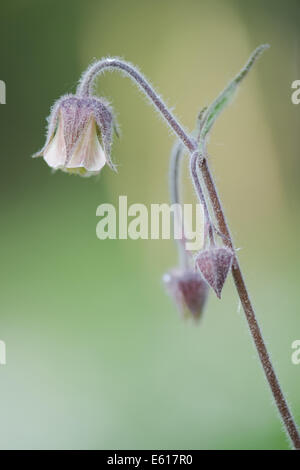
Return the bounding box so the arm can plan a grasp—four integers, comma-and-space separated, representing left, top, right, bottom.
1, 0, 300, 450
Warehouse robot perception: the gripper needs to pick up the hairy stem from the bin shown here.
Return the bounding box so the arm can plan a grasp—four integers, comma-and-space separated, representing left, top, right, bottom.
200, 157, 300, 449
79, 57, 300, 448
169, 142, 189, 268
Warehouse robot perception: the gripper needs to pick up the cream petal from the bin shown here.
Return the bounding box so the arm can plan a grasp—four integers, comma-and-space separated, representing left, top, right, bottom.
43, 112, 67, 169
66, 118, 106, 174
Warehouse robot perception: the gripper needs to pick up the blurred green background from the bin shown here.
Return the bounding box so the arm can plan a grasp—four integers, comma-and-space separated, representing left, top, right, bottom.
1, 0, 300, 450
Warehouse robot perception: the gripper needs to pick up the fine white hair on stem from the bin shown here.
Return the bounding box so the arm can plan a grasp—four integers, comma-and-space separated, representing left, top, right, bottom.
169, 141, 190, 268
199, 44, 270, 147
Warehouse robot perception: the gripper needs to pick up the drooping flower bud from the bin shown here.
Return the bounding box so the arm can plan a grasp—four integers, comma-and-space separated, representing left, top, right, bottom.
163, 268, 209, 321
33, 94, 116, 177
195, 246, 233, 299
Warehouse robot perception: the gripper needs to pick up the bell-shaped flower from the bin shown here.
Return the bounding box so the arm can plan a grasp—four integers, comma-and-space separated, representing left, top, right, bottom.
163, 268, 209, 321
33, 94, 116, 177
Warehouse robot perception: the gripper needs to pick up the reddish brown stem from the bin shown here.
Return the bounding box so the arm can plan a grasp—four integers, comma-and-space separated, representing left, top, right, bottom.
200, 157, 300, 449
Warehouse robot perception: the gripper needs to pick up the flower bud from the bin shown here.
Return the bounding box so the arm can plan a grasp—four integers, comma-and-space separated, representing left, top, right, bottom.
195, 246, 233, 299
163, 268, 209, 320
33, 94, 116, 177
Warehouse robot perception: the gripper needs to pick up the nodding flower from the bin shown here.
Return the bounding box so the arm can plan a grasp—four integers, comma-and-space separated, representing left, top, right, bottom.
163, 268, 209, 321
33, 94, 117, 177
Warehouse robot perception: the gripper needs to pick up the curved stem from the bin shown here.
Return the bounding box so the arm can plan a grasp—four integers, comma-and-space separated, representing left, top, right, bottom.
77, 58, 195, 152
190, 152, 215, 246
78, 57, 300, 448
200, 157, 300, 449
169, 142, 189, 269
